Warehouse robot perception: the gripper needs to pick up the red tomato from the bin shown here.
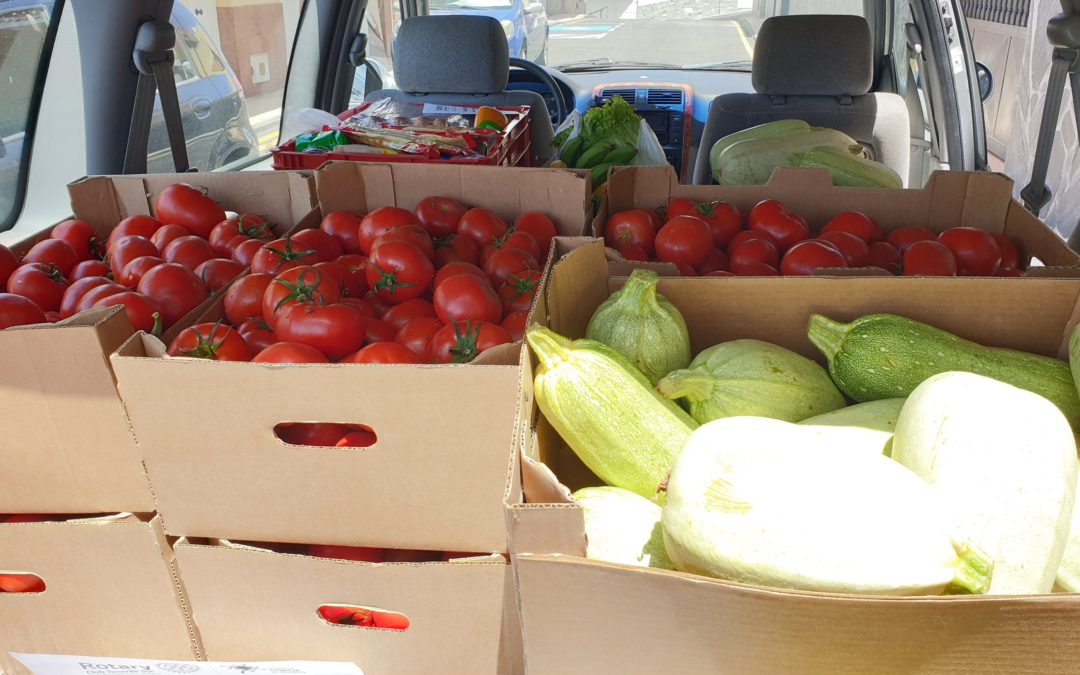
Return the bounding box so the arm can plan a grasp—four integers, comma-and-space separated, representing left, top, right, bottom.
69, 259, 111, 282
366, 242, 434, 305
75, 283, 127, 314
236, 317, 278, 353
674, 262, 697, 276
224, 274, 272, 325
867, 241, 902, 274
458, 208, 509, 248
990, 233, 1021, 270
729, 238, 779, 271
307, 544, 386, 562
730, 261, 779, 276
108, 235, 159, 280
501, 310, 528, 342
137, 263, 209, 327
514, 212, 557, 258
886, 226, 936, 253
252, 341, 329, 364
604, 209, 658, 254
7, 263, 67, 311
996, 267, 1023, 277
363, 292, 392, 317
665, 197, 697, 220
231, 238, 264, 266
275, 302, 366, 360
151, 223, 192, 252
163, 235, 216, 271
337, 429, 378, 447
60, 276, 111, 318
342, 296, 377, 317
372, 224, 435, 261
434, 274, 503, 324
748, 200, 809, 252
334, 254, 369, 297
342, 342, 420, 364
118, 255, 164, 288
726, 229, 774, 253
263, 266, 343, 329
382, 298, 436, 330
108, 215, 162, 248
937, 227, 1001, 276
696, 248, 729, 275
93, 291, 163, 334
358, 207, 420, 255
434, 233, 481, 267
705, 270, 735, 277
780, 240, 848, 276
654, 216, 714, 268
902, 240, 958, 276
695, 201, 743, 248
416, 196, 468, 238
818, 231, 870, 267
434, 261, 487, 289
483, 231, 540, 265
293, 228, 345, 263
167, 323, 251, 361
0, 573, 45, 593
320, 211, 365, 254
312, 261, 347, 297
0, 293, 46, 329
278, 423, 349, 444
251, 236, 319, 275
821, 211, 883, 243
195, 258, 244, 292
24, 239, 79, 276
51, 219, 98, 260
484, 247, 540, 287
395, 316, 443, 361
617, 244, 649, 262
498, 270, 542, 315
0, 244, 18, 290
154, 184, 226, 239
364, 318, 397, 344
430, 320, 511, 364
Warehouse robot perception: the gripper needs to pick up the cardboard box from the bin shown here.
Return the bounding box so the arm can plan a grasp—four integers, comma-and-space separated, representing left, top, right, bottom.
595, 166, 1080, 272
106, 164, 591, 552
508, 238, 1080, 674
0, 514, 200, 675
175, 539, 522, 675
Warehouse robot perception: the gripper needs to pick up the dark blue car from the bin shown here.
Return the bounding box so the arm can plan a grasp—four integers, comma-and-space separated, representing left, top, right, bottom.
429, 0, 549, 64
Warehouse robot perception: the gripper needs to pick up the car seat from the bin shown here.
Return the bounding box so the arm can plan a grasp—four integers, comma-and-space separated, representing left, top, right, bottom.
692, 15, 910, 186
366, 15, 555, 166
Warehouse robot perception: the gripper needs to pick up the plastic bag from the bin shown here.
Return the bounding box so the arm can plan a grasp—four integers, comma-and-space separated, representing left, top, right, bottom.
279, 107, 344, 144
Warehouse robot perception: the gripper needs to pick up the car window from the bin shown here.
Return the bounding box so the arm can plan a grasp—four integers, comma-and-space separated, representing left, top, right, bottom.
0, 0, 58, 230
350, 0, 403, 107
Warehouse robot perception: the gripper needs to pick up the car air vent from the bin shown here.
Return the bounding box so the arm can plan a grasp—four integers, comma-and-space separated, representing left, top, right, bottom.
646, 89, 683, 107
599, 88, 636, 105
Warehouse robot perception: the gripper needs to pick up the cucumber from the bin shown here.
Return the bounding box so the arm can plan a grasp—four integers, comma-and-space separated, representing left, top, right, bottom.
708, 119, 812, 176
712, 129, 863, 186
791, 146, 904, 189
560, 136, 585, 167
590, 162, 614, 189
808, 313, 1080, 431
602, 145, 638, 165
575, 141, 615, 169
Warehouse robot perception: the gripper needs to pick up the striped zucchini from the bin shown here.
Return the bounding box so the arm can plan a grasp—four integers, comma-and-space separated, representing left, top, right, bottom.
708, 119, 813, 176
790, 146, 903, 188
808, 313, 1080, 431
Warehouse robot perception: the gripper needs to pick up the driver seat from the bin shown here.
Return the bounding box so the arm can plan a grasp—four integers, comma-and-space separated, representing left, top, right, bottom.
365, 15, 555, 166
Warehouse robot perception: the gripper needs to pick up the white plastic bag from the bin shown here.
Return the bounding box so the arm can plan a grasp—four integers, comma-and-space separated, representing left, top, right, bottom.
279, 107, 344, 144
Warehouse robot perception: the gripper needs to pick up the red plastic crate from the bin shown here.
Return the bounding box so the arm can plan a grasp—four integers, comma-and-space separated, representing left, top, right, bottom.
271, 103, 532, 170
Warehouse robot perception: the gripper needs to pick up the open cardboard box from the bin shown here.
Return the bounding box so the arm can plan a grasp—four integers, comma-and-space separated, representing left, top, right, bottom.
104, 164, 591, 552
507, 238, 1080, 674
174, 539, 522, 675
594, 166, 1080, 274
0, 514, 200, 675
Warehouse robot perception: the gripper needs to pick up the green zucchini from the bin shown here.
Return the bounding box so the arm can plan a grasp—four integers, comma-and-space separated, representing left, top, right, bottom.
526, 325, 697, 501
559, 136, 585, 167
808, 313, 1080, 431
712, 129, 863, 186
575, 141, 616, 169
602, 145, 638, 165
790, 146, 903, 189
708, 119, 813, 177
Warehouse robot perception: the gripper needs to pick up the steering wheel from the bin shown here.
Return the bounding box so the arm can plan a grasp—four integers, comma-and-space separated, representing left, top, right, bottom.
509, 57, 568, 127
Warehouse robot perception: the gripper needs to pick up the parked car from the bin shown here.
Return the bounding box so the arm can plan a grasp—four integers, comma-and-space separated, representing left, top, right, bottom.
429, 0, 549, 64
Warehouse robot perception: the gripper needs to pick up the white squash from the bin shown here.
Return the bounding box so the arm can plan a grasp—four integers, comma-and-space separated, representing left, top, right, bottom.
1055, 459, 1080, 592
798, 398, 905, 456
574, 486, 673, 570
661, 416, 992, 595
891, 372, 1077, 595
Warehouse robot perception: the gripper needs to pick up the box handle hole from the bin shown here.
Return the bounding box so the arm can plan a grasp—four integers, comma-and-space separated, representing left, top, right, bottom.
274, 423, 377, 448
318, 604, 410, 631
0, 573, 45, 593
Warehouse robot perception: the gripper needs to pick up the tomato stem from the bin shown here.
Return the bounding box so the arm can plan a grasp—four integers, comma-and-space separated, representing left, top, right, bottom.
369, 261, 415, 295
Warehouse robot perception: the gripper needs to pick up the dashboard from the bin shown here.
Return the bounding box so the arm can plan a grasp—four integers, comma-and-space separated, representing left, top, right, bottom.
507, 67, 753, 181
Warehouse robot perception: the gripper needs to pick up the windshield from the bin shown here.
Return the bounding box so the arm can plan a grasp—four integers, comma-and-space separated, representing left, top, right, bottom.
547, 0, 868, 71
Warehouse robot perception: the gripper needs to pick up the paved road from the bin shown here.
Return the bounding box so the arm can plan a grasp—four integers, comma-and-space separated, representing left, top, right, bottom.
547, 16, 753, 68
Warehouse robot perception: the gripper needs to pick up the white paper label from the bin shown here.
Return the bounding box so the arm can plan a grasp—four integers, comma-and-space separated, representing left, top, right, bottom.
420, 103, 475, 115
9, 653, 364, 675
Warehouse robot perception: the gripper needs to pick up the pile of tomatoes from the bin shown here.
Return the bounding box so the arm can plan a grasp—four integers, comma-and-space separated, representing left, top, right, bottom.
166, 197, 557, 364
0, 183, 277, 331
604, 197, 1023, 277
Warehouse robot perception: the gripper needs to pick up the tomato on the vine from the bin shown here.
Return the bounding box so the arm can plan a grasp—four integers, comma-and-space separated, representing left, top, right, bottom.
137, 263, 209, 327
693, 201, 743, 248
50, 219, 98, 261
275, 302, 366, 361
262, 265, 343, 329
209, 214, 270, 255
513, 212, 557, 257
416, 197, 468, 238
358, 207, 420, 255
902, 240, 957, 276
458, 208, 509, 248
251, 236, 318, 275
395, 316, 443, 361
154, 184, 226, 239
484, 247, 539, 287
366, 241, 434, 305
429, 320, 511, 364
0, 293, 46, 329
252, 341, 329, 364
434, 233, 481, 267
7, 263, 67, 312
168, 323, 251, 361
483, 231, 540, 266
498, 270, 541, 315
342, 342, 420, 364
604, 209, 657, 254
434, 274, 502, 324
319, 211, 365, 255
